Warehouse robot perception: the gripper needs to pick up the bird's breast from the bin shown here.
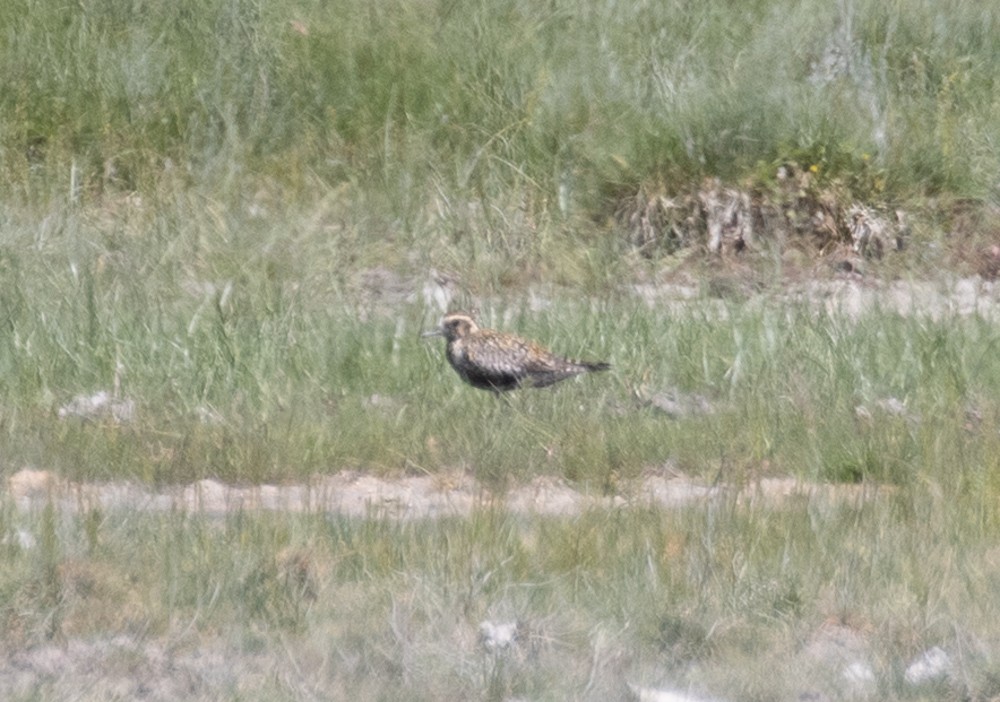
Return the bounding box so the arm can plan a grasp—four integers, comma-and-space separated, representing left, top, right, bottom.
445, 342, 468, 371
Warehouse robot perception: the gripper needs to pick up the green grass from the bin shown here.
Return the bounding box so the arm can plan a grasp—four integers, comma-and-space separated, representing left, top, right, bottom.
3, 0, 1000, 227
5, 218, 999, 700
3, 489, 1000, 700
3, 242, 1000, 492
4, 0, 1000, 698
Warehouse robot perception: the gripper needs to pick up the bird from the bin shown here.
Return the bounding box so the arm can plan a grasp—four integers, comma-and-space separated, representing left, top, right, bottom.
422, 311, 610, 393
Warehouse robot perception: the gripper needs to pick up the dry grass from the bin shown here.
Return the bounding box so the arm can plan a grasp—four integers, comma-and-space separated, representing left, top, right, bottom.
4, 479, 1000, 700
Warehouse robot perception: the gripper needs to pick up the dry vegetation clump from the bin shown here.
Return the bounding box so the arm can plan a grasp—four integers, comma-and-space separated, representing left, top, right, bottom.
935, 200, 1000, 280
614, 165, 911, 267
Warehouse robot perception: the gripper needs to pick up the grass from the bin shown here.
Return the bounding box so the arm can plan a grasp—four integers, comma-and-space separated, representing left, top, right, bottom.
4, 0, 1000, 698
4, 487, 1000, 700
3, 260, 1000, 699
3, 0, 1000, 230
4, 256, 1000, 490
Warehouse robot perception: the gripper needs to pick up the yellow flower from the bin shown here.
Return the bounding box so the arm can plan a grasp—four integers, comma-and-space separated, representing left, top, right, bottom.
809, 164, 819, 173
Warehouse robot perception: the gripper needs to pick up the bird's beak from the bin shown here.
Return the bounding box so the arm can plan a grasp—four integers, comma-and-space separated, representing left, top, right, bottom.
420, 328, 443, 339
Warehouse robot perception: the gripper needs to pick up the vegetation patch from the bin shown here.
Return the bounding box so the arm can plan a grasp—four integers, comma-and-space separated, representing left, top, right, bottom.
3, 0, 1000, 698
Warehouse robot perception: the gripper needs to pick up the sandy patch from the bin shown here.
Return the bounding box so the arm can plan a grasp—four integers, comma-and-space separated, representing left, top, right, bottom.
5, 468, 886, 519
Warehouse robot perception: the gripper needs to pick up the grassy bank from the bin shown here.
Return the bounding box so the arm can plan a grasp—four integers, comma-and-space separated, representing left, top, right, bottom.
3, 0, 999, 232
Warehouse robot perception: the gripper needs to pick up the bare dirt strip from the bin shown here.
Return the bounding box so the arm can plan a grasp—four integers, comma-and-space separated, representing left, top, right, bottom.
6, 467, 886, 520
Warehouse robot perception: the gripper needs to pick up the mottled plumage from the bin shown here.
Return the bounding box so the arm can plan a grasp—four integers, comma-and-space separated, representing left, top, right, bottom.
422, 312, 610, 393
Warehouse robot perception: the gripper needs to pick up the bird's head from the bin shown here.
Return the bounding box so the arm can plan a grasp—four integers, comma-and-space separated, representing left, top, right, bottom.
421, 312, 479, 342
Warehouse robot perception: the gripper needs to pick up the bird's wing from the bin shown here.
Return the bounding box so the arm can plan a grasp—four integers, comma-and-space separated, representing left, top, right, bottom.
521, 343, 575, 373
458, 334, 528, 378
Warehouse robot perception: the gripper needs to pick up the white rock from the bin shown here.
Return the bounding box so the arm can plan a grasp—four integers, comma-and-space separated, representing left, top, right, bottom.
58, 390, 136, 423
904, 646, 951, 685
479, 620, 518, 653
1, 528, 36, 550
842, 660, 876, 690
627, 682, 724, 702
58, 391, 111, 418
